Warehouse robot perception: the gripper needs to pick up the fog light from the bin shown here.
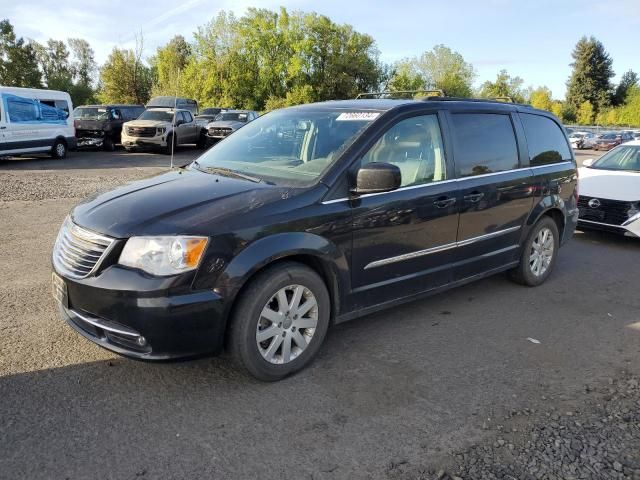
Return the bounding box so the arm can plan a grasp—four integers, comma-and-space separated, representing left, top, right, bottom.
137, 336, 147, 347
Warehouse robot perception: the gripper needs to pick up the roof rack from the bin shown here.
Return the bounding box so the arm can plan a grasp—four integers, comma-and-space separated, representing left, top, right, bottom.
355, 90, 446, 99
419, 96, 520, 105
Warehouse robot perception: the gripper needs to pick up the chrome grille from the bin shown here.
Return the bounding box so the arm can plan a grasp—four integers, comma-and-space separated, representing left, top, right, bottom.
53, 217, 114, 279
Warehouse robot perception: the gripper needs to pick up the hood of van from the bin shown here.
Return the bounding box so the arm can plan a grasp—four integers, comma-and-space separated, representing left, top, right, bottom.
71, 168, 288, 238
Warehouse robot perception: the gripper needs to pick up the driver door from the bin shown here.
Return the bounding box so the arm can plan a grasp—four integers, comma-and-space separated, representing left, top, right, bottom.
350, 112, 460, 306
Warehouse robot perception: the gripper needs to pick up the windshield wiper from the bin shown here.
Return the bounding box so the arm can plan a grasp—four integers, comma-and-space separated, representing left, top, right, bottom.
201, 165, 263, 183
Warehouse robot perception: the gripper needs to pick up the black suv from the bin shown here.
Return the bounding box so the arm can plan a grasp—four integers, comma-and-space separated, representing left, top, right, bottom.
52, 97, 578, 380
74, 105, 145, 151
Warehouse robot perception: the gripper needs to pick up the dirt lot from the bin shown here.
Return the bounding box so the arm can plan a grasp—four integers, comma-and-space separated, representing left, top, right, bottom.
1, 148, 639, 479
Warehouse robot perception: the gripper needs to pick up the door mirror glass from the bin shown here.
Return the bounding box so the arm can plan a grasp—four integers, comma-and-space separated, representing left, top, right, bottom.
353, 162, 401, 194
582, 158, 594, 167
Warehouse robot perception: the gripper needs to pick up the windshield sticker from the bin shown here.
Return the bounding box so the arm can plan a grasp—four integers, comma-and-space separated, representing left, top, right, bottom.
336, 112, 380, 121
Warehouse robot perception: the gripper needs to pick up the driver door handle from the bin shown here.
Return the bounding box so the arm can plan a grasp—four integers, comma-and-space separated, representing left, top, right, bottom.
433, 197, 456, 208
464, 192, 484, 203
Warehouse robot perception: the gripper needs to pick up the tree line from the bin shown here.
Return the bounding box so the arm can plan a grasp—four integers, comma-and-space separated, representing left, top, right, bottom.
1, 10, 638, 126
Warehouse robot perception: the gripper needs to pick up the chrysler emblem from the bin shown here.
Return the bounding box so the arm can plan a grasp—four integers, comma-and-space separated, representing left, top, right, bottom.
588, 198, 601, 209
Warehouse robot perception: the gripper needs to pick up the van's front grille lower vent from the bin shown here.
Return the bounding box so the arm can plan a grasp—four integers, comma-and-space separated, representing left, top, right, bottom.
53, 217, 114, 279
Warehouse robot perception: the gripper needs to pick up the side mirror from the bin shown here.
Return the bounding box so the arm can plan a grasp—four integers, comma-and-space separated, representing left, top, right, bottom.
582, 158, 594, 167
353, 162, 401, 195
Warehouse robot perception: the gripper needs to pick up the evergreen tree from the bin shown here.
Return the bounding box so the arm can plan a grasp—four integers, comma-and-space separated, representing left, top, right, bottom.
613, 69, 638, 106
565, 36, 614, 116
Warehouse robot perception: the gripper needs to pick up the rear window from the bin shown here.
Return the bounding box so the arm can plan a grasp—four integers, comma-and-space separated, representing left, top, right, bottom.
450, 113, 519, 177
520, 113, 571, 166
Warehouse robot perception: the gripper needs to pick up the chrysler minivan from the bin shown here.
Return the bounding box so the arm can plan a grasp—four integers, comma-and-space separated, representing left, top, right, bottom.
52, 96, 579, 380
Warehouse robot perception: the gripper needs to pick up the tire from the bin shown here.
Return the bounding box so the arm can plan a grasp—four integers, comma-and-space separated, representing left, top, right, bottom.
508, 216, 560, 286
103, 136, 116, 151
51, 139, 67, 159
196, 132, 207, 149
228, 262, 331, 381
162, 134, 176, 155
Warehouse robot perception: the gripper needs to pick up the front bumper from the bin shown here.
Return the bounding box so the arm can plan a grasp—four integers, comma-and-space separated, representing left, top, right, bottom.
77, 136, 105, 149
54, 266, 228, 359
121, 132, 167, 149
578, 216, 640, 238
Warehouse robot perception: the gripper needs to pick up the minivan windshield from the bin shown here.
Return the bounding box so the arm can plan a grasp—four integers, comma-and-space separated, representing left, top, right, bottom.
193, 108, 380, 186
590, 145, 640, 172
74, 107, 110, 120
137, 110, 174, 122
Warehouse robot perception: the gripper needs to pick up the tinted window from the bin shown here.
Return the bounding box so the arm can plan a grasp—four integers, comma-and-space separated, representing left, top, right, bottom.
520, 113, 571, 165
450, 113, 518, 177
361, 114, 447, 187
183, 111, 193, 123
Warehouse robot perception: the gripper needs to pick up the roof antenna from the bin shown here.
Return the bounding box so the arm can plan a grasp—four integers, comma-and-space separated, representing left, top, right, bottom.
170, 69, 180, 170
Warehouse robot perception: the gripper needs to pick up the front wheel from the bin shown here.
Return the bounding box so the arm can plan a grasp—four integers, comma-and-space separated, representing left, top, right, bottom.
228, 262, 331, 381
509, 216, 559, 286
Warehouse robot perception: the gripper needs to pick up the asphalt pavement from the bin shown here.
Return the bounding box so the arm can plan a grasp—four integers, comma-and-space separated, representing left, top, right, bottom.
1, 147, 639, 479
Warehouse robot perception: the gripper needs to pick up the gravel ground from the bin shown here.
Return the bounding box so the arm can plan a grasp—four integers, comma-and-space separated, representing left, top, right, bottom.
3, 149, 639, 480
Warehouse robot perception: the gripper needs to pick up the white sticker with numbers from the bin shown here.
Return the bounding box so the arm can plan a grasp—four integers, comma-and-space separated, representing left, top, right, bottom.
336, 112, 380, 121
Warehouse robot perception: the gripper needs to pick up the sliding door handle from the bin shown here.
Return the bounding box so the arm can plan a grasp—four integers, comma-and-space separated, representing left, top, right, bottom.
464, 192, 484, 203
433, 197, 456, 208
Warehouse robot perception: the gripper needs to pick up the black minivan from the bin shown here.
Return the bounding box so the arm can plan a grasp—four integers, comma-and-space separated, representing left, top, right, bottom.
52, 97, 578, 380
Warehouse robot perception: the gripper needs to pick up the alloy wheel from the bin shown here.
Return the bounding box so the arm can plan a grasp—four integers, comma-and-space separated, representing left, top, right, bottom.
256, 284, 318, 364
529, 227, 554, 277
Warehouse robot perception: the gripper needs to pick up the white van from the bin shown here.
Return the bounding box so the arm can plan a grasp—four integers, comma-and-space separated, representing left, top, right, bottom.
0, 86, 76, 158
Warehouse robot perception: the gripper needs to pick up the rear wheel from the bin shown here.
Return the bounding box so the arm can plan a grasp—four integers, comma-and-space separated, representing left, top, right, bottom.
228, 262, 330, 381
509, 216, 559, 286
103, 136, 115, 151
51, 139, 67, 159
196, 131, 207, 149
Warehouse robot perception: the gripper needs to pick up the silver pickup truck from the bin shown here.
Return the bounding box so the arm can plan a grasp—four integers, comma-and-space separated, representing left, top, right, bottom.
121, 108, 207, 154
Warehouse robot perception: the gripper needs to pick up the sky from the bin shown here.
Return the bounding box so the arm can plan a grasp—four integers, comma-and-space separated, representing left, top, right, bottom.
3, 0, 639, 98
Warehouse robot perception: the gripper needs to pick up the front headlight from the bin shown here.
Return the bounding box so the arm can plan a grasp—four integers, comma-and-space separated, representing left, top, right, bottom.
119, 236, 208, 276
156, 127, 166, 135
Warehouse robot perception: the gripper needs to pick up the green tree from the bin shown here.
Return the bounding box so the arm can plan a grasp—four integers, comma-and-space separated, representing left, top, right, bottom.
478, 69, 527, 103
0, 19, 41, 87
99, 42, 152, 104
150, 35, 192, 97
68, 38, 97, 105
33, 39, 74, 92
550, 101, 563, 119
565, 36, 614, 116
387, 61, 424, 93
613, 69, 638, 106
576, 100, 594, 125
388, 45, 474, 97
529, 86, 553, 111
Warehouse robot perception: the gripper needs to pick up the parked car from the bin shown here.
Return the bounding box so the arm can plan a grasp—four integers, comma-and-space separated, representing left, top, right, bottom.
147, 96, 198, 116
577, 141, 640, 237
0, 86, 75, 158
593, 132, 633, 151
74, 104, 144, 151
568, 131, 597, 150
632, 131, 640, 140
206, 110, 258, 142
121, 108, 207, 153
52, 97, 578, 380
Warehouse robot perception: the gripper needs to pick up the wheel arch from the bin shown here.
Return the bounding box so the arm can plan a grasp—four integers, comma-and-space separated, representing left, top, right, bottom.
526, 204, 566, 243
217, 232, 349, 332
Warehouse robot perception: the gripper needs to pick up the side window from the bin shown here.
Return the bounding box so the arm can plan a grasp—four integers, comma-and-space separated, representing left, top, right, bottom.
184, 111, 193, 123
360, 114, 446, 187
520, 113, 571, 166
450, 113, 519, 177
6, 95, 39, 122
177, 112, 185, 124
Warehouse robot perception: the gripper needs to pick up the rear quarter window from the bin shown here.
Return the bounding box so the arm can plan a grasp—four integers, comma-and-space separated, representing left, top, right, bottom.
450, 113, 519, 177
520, 113, 572, 166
